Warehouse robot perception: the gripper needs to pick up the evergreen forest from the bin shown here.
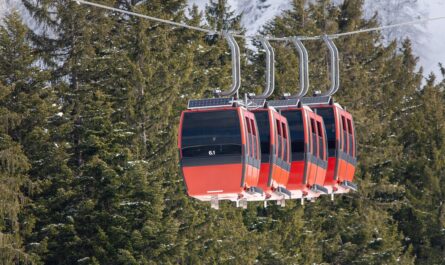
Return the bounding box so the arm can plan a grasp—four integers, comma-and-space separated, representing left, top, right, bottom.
1, 0, 445, 264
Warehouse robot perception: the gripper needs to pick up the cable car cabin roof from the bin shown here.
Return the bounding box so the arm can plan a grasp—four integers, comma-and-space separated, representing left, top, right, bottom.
178, 107, 262, 202
299, 96, 344, 110
187, 97, 234, 110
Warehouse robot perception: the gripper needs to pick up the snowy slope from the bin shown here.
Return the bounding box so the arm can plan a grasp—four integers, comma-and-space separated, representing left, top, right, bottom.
1, 0, 22, 18
188, 0, 293, 36
1, 0, 34, 28
188, 0, 445, 77
1, 0, 443, 77
0, 0, 10, 21
417, 0, 445, 76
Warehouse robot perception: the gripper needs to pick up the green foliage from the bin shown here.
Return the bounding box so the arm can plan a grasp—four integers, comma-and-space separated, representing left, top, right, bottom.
0, 11, 48, 265
0, 0, 443, 264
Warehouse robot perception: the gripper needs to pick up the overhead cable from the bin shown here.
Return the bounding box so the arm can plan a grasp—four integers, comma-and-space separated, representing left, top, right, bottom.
75, 0, 445, 41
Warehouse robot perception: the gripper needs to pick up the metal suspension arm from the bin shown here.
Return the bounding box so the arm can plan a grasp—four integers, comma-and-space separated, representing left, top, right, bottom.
251, 37, 275, 99
320, 35, 339, 97
285, 37, 309, 99
292, 37, 309, 98
215, 32, 241, 97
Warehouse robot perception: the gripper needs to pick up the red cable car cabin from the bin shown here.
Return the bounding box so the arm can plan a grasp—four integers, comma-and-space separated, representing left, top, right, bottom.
250, 108, 291, 201
268, 99, 329, 199
302, 96, 357, 193
178, 98, 262, 203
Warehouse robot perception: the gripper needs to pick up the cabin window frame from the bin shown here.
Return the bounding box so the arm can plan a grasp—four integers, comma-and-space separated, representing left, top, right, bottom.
341, 116, 348, 155
282, 121, 288, 162
317, 120, 324, 160
250, 118, 259, 160
276, 119, 282, 159
310, 118, 318, 158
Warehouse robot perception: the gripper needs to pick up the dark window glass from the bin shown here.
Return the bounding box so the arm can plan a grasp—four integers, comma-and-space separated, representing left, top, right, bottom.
317, 121, 324, 160
311, 119, 317, 157
282, 122, 288, 162
247, 117, 255, 157
341, 116, 348, 153
254, 111, 270, 162
317, 121, 323, 137
313, 107, 336, 157
347, 119, 353, 134
323, 122, 328, 160
250, 119, 258, 159
276, 119, 282, 158
251, 119, 256, 135
282, 122, 287, 138
246, 117, 251, 133
181, 110, 242, 157
245, 117, 252, 156
347, 119, 354, 157
282, 110, 305, 161
310, 119, 316, 133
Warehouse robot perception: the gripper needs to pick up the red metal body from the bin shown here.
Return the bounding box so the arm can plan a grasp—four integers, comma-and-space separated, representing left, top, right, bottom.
178, 107, 261, 201
280, 106, 328, 198
251, 108, 291, 201
312, 104, 357, 193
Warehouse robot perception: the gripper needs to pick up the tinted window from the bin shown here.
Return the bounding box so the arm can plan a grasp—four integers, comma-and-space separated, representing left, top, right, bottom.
310, 119, 317, 157
250, 119, 258, 159
181, 110, 242, 157
245, 117, 253, 156
341, 116, 348, 153
314, 107, 336, 157
347, 119, 354, 157
282, 122, 288, 162
281, 110, 305, 161
254, 111, 270, 163
276, 119, 282, 158
317, 121, 324, 160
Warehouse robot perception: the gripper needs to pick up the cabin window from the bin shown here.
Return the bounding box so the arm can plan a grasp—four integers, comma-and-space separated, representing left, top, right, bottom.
254, 111, 271, 163
276, 119, 282, 158
181, 110, 242, 157
250, 119, 258, 159
313, 107, 336, 157
322, 122, 328, 160
347, 119, 354, 157
281, 110, 305, 161
282, 122, 288, 162
245, 117, 253, 157
250, 119, 256, 135
341, 116, 348, 154
246, 117, 251, 133
317, 121, 324, 160
310, 118, 317, 157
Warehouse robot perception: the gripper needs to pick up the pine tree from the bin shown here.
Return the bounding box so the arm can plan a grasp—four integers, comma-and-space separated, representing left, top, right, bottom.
0, 11, 50, 265
258, 1, 417, 263
21, 0, 137, 263
395, 76, 445, 264
11, 0, 445, 263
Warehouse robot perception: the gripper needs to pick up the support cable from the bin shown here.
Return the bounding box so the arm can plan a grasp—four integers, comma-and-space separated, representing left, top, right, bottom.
75, 0, 445, 41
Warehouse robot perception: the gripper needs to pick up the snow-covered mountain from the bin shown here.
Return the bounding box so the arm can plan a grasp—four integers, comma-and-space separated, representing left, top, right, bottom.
1, 0, 20, 19
1, 0, 444, 77
189, 0, 445, 78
